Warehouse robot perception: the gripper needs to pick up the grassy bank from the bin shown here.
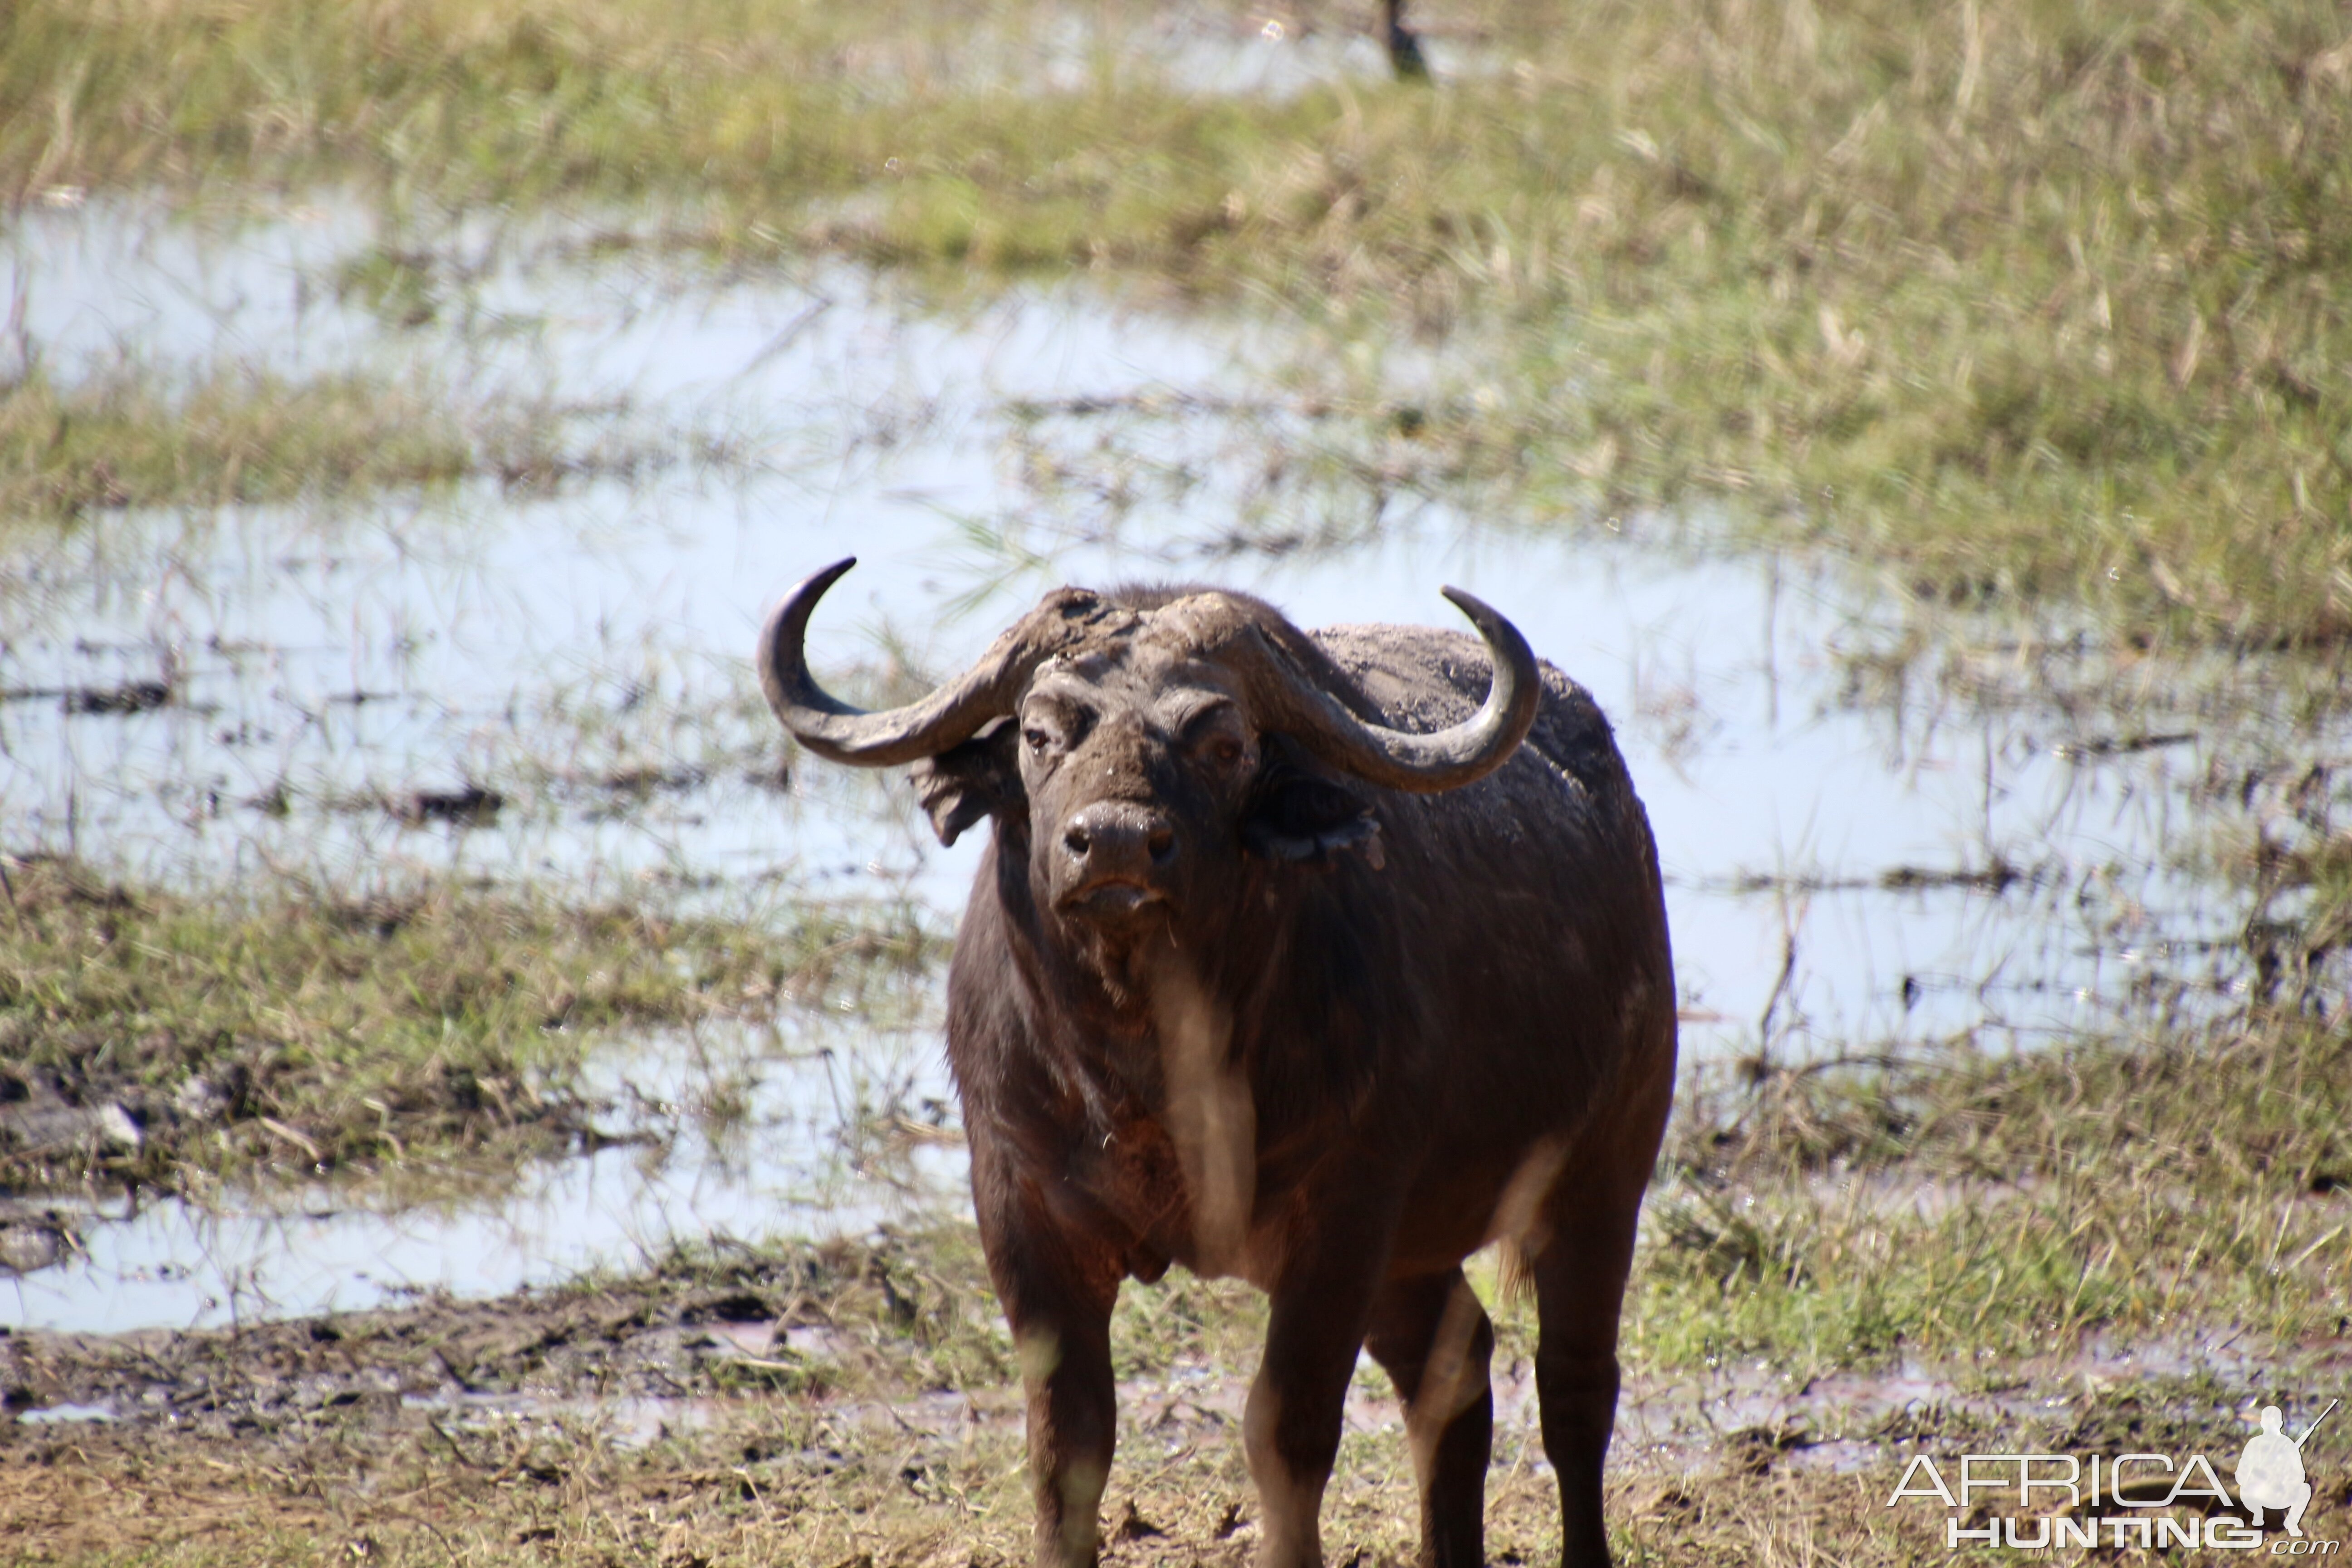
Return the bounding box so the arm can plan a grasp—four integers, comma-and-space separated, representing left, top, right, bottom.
1634, 1009, 2352, 1372
7, 0, 2351, 646
0, 855, 941, 1193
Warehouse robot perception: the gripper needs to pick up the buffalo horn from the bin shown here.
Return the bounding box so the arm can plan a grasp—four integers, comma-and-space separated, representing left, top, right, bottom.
756, 558, 1034, 765
1252, 586, 1540, 793
763, 563, 1538, 789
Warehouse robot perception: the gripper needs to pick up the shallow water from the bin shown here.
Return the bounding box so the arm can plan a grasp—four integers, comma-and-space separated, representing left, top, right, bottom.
2, 1014, 960, 1336
3, 196, 2343, 1332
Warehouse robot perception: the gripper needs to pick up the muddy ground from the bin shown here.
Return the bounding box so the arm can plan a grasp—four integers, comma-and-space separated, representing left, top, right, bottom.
5, 1224, 2348, 1567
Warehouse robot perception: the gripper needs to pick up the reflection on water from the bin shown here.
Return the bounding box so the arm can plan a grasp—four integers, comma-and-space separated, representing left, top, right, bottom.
2, 196, 2343, 1333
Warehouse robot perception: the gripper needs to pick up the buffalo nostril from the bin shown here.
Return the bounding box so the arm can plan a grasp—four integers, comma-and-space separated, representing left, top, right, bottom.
1063, 824, 1092, 860
1147, 827, 1175, 865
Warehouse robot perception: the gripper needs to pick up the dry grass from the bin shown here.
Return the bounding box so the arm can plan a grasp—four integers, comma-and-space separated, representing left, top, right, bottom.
0, 1416, 1969, 1567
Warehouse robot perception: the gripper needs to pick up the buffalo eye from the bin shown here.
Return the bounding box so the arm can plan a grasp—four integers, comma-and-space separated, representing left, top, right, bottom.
1018, 696, 1087, 760
1021, 707, 1081, 760
1176, 701, 1246, 771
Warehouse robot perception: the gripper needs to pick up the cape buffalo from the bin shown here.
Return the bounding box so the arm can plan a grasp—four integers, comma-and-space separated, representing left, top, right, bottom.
757, 559, 1676, 1568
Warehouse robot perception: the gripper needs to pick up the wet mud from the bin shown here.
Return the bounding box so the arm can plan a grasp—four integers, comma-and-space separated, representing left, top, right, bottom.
4, 1224, 2345, 1565
1, 1232, 970, 1437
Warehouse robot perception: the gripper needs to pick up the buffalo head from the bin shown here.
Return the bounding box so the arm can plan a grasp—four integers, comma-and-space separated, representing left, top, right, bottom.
756, 559, 1540, 955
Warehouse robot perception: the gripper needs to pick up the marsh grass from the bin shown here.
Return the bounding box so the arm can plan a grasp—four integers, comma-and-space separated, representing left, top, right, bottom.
0, 361, 715, 526
0, 854, 943, 1192
0, 366, 476, 521
1627, 1010, 2352, 1373
8, 0, 2350, 645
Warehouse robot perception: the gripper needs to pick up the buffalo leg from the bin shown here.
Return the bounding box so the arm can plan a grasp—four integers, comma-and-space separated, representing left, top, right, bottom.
1529, 1191, 1643, 1568
1005, 1264, 1118, 1568
973, 1174, 1123, 1567
1245, 1211, 1395, 1568
1364, 1268, 1494, 1568
1019, 1293, 1117, 1568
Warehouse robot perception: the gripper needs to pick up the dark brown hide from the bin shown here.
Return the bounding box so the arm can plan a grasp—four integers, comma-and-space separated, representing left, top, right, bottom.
760, 572, 1675, 1568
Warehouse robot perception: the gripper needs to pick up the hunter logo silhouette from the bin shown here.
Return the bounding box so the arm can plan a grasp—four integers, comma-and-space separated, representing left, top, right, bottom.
2238, 1399, 2337, 1538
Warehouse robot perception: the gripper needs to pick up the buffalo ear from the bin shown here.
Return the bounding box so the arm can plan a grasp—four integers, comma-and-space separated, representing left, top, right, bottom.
909, 717, 1025, 847
1240, 740, 1385, 870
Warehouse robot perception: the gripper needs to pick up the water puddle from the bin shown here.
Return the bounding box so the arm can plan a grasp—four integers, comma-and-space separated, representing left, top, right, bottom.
3, 195, 2345, 1333
11, 1402, 118, 1426
2, 1012, 960, 1336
